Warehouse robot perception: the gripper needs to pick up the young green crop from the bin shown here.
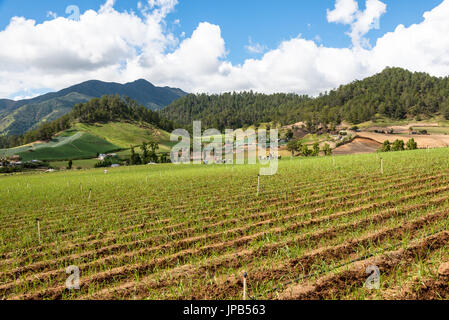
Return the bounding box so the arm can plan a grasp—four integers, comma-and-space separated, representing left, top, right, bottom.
1, 148, 449, 299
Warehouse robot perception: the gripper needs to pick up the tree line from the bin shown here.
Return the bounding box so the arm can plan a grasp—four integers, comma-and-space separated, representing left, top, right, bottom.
287, 139, 332, 157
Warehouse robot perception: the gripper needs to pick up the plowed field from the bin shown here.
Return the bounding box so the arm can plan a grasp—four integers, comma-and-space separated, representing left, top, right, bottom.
1, 149, 449, 300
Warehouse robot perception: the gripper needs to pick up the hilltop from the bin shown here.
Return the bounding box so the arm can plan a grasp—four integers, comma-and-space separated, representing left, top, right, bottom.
161, 67, 449, 131
0, 79, 187, 136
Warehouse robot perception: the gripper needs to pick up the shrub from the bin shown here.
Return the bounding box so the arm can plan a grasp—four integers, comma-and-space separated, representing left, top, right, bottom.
381, 140, 391, 152
95, 159, 122, 168
391, 139, 405, 152
406, 138, 418, 150
287, 140, 299, 156
322, 143, 332, 156
311, 143, 320, 157
300, 145, 312, 157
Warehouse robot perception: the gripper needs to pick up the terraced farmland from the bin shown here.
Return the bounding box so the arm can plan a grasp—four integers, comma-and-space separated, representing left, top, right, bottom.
1, 149, 449, 300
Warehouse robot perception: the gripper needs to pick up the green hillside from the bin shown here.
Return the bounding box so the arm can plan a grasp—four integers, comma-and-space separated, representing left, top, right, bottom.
0, 121, 174, 162
0, 79, 186, 136
0, 131, 120, 161
74, 122, 175, 152
161, 67, 449, 131
0, 95, 177, 163
0, 92, 92, 136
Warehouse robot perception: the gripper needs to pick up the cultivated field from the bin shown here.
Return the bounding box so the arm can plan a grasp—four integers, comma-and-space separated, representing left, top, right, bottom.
333, 137, 381, 155
1, 149, 449, 300
0, 131, 119, 162
358, 131, 449, 149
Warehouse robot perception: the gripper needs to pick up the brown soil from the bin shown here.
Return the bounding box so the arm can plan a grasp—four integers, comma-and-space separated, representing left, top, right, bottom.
400, 278, 449, 300
4, 178, 449, 299
278, 231, 449, 300
4, 169, 436, 273
100, 193, 448, 300
358, 132, 449, 148
192, 206, 449, 300
333, 137, 382, 155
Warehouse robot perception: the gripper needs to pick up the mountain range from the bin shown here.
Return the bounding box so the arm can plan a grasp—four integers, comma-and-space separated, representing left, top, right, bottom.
0, 79, 187, 136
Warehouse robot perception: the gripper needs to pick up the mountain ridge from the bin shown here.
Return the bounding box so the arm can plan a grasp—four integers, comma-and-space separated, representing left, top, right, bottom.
0, 79, 187, 135
161, 67, 449, 131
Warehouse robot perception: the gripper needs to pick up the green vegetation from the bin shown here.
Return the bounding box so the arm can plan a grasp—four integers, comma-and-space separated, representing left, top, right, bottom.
381, 139, 418, 153
1, 149, 449, 299
407, 138, 418, 150
0, 79, 186, 136
0, 92, 92, 137
287, 138, 333, 157
0, 95, 177, 150
0, 95, 179, 164
73, 122, 174, 152
381, 140, 391, 152
392, 140, 405, 152
94, 158, 122, 168
5, 132, 120, 162
50, 159, 99, 170
162, 67, 449, 131
322, 143, 332, 156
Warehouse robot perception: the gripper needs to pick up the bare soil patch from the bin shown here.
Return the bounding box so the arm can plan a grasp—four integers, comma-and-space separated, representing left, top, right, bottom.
333, 137, 381, 155
358, 132, 449, 148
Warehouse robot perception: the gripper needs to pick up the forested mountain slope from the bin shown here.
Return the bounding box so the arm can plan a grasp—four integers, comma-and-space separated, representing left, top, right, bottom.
0, 79, 186, 135
161, 67, 449, 130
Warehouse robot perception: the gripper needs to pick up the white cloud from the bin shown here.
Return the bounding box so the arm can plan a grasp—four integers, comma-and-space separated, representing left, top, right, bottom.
46, 11, 57, 19
327, 0, 358, 24
328, 0, 387, 48
350, 0, 387, 48
100, 0, 116, 13
1, 0, 449, 100
245, 38, 267, 54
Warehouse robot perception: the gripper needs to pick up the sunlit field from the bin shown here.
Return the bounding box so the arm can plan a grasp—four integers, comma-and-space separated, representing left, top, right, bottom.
1, 149, 449, 300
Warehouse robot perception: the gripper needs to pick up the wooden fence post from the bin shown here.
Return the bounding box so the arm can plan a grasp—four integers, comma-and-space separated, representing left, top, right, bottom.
36, 218, 41, 243
257, 175, 260, 197
243, 272, 248, 300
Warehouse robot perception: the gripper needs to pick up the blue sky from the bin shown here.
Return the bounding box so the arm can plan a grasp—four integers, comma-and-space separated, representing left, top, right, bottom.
0, 0, 448, 99
0, 0, 442, 65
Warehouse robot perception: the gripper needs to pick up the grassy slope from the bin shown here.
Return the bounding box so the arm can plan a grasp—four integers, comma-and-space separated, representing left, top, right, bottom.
0, 122, 175, 164
74, 122, 175, 152
10, 132, 120, 162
